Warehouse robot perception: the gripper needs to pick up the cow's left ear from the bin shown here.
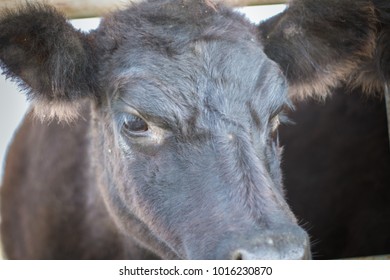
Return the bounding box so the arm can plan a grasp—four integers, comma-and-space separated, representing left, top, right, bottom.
0, 3, 98, 122
259, 0, 390, 100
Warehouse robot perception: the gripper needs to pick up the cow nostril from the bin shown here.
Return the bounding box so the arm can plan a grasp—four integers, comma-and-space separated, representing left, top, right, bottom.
229, 239, 311, 260
232, 251, 244, 260
224, 227, 311, 260
231, 249, 257, 260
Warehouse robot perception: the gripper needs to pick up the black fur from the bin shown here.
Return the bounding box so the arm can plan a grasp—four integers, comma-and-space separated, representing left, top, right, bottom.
281, 89, 390, 259
0, 3, 98, 102
0, 0, 389, 259
260, 0, 390, 98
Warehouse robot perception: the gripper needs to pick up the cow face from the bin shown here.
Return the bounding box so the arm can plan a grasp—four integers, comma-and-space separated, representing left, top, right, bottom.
0, 0, 386, 259
92, 8, 307, 259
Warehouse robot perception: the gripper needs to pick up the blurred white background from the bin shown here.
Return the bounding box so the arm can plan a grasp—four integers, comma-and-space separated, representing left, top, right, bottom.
0, 5, 286, 180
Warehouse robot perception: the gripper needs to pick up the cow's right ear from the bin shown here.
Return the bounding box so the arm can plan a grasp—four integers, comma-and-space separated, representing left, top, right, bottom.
0, 3, 99, 122
259, 0, 389, 101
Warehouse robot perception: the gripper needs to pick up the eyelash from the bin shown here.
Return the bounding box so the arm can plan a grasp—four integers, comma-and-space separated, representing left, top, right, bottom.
117, 113, 149, 137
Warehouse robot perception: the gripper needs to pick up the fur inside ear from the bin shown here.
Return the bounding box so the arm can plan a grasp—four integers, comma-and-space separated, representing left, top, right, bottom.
259, 0, 379, 101
0, 3, 98, 121
31, 99, 83, 123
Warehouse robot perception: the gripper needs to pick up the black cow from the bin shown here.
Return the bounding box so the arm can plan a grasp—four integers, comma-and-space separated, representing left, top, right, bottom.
0, 0, 389, 259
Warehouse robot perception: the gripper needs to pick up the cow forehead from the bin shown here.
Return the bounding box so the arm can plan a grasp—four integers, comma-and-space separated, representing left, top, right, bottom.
108, 39, 287, 130
99, 2, 288, 129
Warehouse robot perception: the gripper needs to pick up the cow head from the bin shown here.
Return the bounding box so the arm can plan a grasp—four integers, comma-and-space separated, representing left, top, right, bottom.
0, 0, 387, 259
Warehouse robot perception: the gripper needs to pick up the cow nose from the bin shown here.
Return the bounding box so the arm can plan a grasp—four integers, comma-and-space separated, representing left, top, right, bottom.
228, 227, 311, 260
231, 244, 311, 260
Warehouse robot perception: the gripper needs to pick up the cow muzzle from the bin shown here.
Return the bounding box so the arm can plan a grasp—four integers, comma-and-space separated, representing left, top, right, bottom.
217, 226, 311, 260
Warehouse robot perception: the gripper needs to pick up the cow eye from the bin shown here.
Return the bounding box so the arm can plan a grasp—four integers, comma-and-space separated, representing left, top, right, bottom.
122, 114, 149, 135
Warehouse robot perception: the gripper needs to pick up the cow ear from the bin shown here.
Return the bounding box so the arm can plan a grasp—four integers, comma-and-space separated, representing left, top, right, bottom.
258, 0, 388, 101
0, 3, 98, 122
